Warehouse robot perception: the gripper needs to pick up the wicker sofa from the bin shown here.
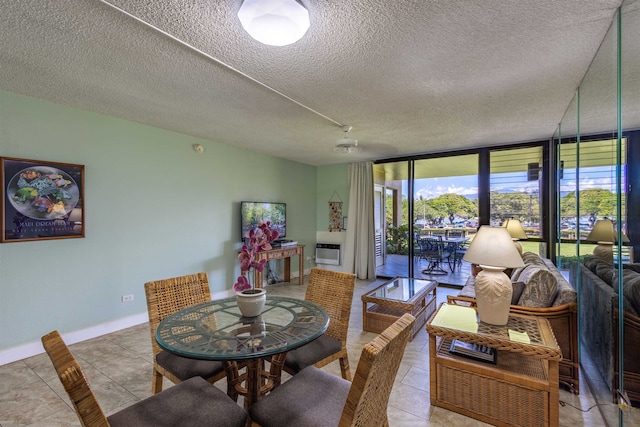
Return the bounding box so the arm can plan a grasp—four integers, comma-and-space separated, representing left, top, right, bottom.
451, 252, 579, 394
569, 256, 640, 405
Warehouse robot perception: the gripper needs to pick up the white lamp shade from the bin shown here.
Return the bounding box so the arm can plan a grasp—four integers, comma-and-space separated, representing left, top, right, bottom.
463, 226, 525, 269
502, 218, 528, 240
587, 219, 630, 244
238, 0, 310, 46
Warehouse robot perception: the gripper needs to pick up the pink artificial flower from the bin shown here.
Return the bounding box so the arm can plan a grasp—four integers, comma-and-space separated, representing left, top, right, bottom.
238, 246, 253, 270
234, 221, 278, 292
253, 258, 267, 272
233, 275, 251, 292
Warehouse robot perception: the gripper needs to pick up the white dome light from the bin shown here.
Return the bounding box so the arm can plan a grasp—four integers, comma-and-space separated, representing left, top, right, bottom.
237, 0, 310, 47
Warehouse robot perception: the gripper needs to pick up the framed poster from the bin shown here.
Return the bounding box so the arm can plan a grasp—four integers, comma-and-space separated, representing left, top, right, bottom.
1, 157, 84, 242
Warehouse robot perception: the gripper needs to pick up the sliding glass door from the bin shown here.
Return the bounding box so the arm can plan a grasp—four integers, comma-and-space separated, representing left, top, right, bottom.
374, 154, 478, 283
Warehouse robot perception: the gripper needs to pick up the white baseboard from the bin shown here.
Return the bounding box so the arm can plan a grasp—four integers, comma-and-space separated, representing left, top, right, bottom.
0, 312, 149, 366
1, 286, 298, 366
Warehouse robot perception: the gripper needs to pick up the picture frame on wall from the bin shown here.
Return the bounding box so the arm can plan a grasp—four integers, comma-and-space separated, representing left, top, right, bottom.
343, 216, 348, 230
0, 157, 85, 243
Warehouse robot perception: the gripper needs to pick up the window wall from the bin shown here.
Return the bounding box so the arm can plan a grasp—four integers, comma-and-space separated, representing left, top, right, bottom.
375, 148, 554, 280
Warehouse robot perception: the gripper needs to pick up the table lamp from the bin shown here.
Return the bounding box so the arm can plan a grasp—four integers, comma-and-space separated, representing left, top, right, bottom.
502, 218, 528, 255
463, 226, 525, 325
586, 219, 629, 263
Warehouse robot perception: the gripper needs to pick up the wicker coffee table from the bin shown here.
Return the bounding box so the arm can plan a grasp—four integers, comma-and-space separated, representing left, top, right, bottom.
426, 303, 562, 427
361, 277, 436, 340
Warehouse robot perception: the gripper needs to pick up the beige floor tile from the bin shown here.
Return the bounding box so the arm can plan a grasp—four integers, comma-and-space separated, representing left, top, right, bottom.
0, 274, 606, 426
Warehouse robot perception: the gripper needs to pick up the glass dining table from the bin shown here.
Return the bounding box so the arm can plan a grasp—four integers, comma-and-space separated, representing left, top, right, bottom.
155, 295, 329, 408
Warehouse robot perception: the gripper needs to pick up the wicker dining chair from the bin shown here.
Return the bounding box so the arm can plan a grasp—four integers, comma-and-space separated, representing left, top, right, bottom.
281, 268, 356, 380
144, 272, 231, 395
249, 313, 415, 427
41, 330, 247, 427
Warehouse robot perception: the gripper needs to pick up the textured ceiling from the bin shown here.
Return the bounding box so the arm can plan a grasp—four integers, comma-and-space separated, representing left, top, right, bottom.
0, 0, 624, 166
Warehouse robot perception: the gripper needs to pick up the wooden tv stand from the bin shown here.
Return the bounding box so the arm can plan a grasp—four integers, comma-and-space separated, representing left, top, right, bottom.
253, 245, 305, 287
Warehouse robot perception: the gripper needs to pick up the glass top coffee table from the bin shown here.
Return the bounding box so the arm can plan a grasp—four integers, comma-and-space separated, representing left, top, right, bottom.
361, 277, 437, 340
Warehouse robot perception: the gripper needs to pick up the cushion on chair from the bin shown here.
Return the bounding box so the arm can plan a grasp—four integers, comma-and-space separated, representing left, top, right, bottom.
156, 350, 226, 380
284, 335, 343, 373
107, 377, 247, 427
249, 366, 351, 427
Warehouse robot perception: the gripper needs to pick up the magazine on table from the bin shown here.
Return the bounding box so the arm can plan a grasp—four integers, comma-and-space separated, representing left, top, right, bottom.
449, 339, 497, 364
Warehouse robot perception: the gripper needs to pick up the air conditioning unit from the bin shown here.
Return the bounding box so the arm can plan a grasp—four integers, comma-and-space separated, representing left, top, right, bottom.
316, 243, 341, 265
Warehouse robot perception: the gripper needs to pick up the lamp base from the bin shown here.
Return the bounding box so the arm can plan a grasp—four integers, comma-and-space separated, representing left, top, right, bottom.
474, 266, 513, 325
593, 243, 614, 263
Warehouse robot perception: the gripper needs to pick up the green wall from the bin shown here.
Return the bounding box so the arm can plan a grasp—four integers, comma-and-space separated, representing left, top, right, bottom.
316, 164, 349, 232
0, 90, 318, 354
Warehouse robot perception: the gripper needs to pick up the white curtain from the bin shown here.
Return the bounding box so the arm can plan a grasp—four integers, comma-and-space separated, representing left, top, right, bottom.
344, 161, 376, 279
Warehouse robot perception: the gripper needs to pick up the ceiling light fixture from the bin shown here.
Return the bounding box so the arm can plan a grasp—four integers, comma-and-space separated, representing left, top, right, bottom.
97, 0, 343, 126
334, 125, 358, 153
237, 0, 310, 47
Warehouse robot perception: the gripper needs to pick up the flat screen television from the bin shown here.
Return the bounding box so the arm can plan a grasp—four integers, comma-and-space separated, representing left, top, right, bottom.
240, 201, 286, 242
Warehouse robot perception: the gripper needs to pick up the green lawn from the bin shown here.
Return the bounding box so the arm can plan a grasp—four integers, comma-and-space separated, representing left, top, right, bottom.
519, 241, 596, 258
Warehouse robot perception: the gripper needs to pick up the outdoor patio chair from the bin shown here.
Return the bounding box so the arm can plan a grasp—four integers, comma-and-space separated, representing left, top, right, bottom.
41, 330, 247, 427
279, 268, 356, 380
419, 236, 451, 275
249, 313, 415, 427
144, 272, 237, 396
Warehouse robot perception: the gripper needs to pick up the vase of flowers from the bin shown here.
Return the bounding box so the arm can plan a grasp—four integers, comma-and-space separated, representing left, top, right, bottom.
234, 221, 279, 317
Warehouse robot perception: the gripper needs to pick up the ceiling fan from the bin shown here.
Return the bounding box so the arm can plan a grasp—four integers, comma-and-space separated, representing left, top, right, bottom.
334, 125, 358, 153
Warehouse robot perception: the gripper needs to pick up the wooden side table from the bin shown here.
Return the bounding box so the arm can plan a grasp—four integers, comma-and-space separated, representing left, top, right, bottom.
361, 277, 437, 340
426, 303, 562, 427
253, 245, 305, 287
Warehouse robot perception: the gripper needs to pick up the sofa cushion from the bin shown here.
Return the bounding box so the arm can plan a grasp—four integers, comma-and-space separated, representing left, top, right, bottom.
511, 266, 526, 282
459, 276, 524, 305
584, 255, 611, 275
511, 281, 526, 304
517, 265, 559, 308
595, 264, 615, 288
622, 272, 640, 315
623, 263, 640, 274
540, 260, 577, 306
511, 252, 546, 283
613, 293, 639, 316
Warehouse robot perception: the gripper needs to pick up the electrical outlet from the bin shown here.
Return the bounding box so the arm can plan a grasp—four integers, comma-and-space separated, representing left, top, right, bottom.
121, 294, 134, 303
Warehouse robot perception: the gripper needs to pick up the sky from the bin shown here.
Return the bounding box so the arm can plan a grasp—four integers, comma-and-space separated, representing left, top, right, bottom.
405, 166, 623, 200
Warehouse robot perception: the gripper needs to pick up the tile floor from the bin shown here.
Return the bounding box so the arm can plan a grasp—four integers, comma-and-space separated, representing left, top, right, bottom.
0, 276, 613, 426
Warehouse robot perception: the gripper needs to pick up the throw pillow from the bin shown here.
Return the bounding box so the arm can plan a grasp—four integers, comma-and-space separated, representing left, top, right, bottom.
517, 265, 559, 308
511, 266, 526, 282
511, 281, 526, 304
521, 252, 545, 266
